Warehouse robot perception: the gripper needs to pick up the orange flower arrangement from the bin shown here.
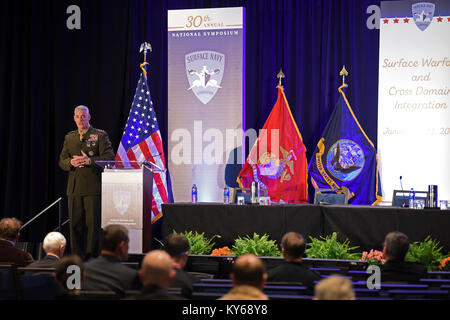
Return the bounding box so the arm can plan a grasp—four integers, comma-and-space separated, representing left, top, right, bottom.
439, 257, 450, 271
211, 246, 232, 256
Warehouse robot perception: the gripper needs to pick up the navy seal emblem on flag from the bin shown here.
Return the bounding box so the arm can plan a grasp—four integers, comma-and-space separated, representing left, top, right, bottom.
326, 139, 365, 182
412, 2, 435, 31
185, 50, 225, 105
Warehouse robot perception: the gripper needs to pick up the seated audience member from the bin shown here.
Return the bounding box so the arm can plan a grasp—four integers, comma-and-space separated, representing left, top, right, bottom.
219, 254, 268, 300
164, 233, 198, 298
0, 217, 34, 266
267, 232, 320, 291
380, 231, 427, 283
82, 225, 141, 295
314, 275, 356, 300
27, 232, 66, 268
54, 255, 85, 300
131, 250, 180, 300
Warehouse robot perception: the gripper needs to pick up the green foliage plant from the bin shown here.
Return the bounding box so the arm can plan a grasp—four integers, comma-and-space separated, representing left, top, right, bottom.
405, 236, 445, 271
305, 232, 360, 260
231, 233, 281, 257
176, 230, 219, 255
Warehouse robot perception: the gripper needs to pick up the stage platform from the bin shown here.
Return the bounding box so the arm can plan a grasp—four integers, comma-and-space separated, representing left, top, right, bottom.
161, 203, 450, 253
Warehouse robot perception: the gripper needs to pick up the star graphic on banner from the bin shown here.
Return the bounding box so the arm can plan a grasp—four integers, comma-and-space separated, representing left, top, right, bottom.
403, 17, 409, 23
393, 18, 399, 24
437, 17, 443, 22
383, 18, 389, 24
448, 17, 450, 22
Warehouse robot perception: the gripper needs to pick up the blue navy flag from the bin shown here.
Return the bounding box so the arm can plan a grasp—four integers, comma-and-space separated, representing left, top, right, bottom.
116, 63, 170, 222
308, 84, 382, 205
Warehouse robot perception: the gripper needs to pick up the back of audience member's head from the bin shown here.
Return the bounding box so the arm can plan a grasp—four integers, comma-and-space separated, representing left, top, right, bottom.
55, 255, 85, 293
164, 233, 190, 265
43, 232, 67, 258
139, 250, 175, 289
101, 225, 129, 261
281, 232, 306, 260
314, 275, 355, 300
383, 231, 409, 262
231, 254, 267, 289
0, 217, 22, 242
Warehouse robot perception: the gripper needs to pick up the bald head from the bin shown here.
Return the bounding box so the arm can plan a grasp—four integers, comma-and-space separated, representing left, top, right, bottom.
139, 250, 176, 288
231, 254, 267, 288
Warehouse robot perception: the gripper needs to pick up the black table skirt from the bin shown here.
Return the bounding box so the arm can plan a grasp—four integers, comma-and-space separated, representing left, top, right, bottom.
161, 203, 450, 253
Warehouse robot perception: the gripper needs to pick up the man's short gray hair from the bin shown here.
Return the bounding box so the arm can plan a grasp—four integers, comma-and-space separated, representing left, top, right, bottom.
43, 232, 67, 254
74, 105, 89, 115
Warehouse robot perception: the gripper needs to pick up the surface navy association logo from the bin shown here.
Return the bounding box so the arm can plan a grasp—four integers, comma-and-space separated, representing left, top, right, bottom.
113, 190, 131, 215
412, 2, 435, 31
185, 50, 225, 105
326, 139, 365, 182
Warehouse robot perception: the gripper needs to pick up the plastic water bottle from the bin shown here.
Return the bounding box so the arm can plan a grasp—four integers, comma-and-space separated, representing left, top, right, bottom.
408, 188, 415, 208
223, 187, 230, 204
191, 184, 198, 203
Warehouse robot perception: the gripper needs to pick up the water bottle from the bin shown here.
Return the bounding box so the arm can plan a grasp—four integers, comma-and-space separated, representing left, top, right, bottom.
223, 187, 230, 204
191, 184, 198, 203
408, 188, 415, 208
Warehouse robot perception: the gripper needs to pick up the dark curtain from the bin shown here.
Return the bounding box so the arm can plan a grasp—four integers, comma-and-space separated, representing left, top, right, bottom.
0, 0, 380, 242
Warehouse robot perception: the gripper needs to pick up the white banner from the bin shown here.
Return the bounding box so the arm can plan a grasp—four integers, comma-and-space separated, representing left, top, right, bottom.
378, 0, 450, 202
168, 7, 245, 202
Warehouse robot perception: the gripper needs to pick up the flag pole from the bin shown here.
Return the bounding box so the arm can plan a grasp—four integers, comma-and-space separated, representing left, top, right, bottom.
139, 42, 152, 78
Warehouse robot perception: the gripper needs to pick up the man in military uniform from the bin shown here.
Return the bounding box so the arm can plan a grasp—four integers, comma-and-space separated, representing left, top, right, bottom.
59, 105, 114, 259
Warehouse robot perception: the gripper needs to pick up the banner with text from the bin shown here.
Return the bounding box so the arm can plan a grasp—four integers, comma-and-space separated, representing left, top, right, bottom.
168, 7, 245, 202
378, 0, 450, 201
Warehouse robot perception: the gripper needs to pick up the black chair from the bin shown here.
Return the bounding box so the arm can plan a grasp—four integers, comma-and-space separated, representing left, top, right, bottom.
19, 272, 59, 300
314, 188, 349, 205
0, 264, 21, 300
233, 187, 267, 203
78, 290, 120, 300
392, 190, 428, 207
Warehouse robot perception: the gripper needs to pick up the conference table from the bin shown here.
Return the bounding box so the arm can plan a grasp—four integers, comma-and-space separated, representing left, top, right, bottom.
161, 203, 450, 253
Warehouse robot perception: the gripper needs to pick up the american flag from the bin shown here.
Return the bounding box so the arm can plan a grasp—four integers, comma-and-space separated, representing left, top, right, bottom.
115, 64, 169, 223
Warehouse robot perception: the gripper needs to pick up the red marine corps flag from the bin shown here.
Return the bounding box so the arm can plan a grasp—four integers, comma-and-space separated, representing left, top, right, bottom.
237, 72, 308, 203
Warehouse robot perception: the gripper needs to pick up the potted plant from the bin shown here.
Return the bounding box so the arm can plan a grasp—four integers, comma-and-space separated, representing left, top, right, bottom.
305, 232, 360, 260
231, 233, 282, 257
405, 236, 445, 271
177, 230, 220, 255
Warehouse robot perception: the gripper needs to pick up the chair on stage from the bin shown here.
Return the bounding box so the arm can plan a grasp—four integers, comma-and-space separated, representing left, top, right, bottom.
392, 190, 428, 207
314, 188, 349, 205
0, 264, 21, 300
232, 187, 268, 204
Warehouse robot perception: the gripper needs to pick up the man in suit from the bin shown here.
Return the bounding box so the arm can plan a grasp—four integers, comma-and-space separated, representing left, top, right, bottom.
82, 225, 141, 296
219, 254, 268, 300
27, 232, 66, 268
132, 250, 180, 300
266, 232, 320, 291
380, 231, 427, 283
59, 105, 114, 259
164, 233, 198, 298
0, 218, 34, 267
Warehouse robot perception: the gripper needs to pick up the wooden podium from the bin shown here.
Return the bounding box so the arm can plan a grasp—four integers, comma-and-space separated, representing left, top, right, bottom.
97, 161, 153, 254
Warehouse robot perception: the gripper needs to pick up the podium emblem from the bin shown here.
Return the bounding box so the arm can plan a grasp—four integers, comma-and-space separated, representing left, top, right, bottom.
113, 191, 131, 215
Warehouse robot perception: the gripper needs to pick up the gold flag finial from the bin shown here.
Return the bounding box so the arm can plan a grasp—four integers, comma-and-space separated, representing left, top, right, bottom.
139, 42, 152, 63
277, 68, 285, 87
340, 65, 349, 85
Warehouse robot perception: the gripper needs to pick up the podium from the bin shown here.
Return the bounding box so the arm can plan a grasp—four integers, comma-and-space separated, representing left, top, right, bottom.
96, 161, 163, 254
